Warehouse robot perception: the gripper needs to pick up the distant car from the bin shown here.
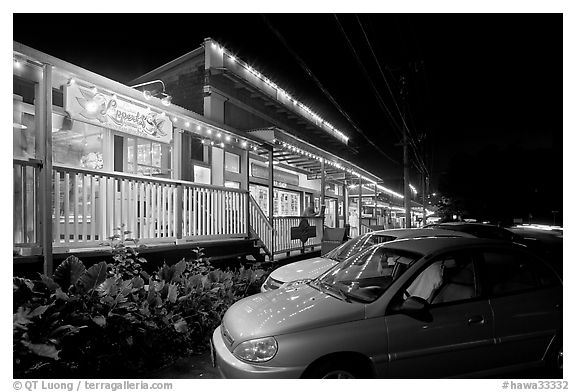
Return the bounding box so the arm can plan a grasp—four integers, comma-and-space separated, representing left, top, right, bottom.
260, 228, 475, 292
212, 237, 562, 378
426, 222, 562, 272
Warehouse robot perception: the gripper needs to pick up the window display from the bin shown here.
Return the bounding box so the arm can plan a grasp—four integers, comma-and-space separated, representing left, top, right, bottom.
249, 184, 301, 217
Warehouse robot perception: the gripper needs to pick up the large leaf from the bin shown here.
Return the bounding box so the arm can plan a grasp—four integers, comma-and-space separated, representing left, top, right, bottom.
39, 274, 60, 292
92, 315, 106, 327
28, 305, 49, 318
167, 284, 178, 303
53, 256, 86, 289
76, 262, 107, 293
97, 277, 119, 297
22, 342, 60, 360
13, 307, 32, 331
131, 276, 145, 289
173, 319, 188, 333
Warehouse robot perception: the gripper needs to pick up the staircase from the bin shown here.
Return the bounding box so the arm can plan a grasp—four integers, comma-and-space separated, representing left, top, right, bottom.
248, 196, 274, 261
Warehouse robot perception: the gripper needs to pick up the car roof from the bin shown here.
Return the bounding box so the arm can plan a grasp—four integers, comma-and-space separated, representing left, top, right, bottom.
371, 227, 477, 239
377, 236, 518, 255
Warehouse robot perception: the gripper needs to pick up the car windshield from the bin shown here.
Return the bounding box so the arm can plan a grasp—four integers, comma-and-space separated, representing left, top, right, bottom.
324, 232, 397, 262
312, 245, 421, 303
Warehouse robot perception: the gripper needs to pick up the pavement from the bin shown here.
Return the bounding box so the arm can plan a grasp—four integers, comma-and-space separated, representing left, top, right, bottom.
150, 352, 221, 379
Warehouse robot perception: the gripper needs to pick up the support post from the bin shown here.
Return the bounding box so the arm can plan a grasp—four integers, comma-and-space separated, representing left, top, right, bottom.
401, 76, 411, 229
38, 64, 53, 276
267, 148, 274, 259
358, 175, 362, 232
421, 174, 427, 226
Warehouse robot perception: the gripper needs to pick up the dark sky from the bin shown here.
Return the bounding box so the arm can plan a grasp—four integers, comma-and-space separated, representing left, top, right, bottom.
13, 13, 563, 220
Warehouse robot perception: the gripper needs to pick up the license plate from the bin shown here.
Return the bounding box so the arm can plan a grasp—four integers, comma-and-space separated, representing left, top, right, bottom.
210, 338, 217, 368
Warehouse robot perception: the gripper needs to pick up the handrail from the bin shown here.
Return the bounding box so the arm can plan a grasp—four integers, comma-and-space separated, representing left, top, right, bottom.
52, 164, 248, 194
249, 195, 273, 230
13, 158, 43, 167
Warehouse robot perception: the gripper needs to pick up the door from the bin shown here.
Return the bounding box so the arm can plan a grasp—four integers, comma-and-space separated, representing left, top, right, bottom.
480, 248, 562, 369
385, 251, 495, 378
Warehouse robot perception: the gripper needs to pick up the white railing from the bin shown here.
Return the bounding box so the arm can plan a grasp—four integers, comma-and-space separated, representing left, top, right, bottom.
52, 164, 248, 246
360, 224, 374, 235
181, 183, 247, 240
273, 216, 323, 254
14, 159, 40, 246
248, 196, 274, 255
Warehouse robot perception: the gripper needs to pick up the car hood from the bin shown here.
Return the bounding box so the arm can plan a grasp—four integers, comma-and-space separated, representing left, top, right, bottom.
269, 256, 339, 283
222, 283, 365, 346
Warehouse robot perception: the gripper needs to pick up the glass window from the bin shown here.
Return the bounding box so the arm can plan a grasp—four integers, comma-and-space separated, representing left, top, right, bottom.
316, 247, 419, 303
484, 251, 540, 295
14, 59, 43, 159
53, 119, 105, 170
273, 188, 301, 217
190, 136, 208, 163
250, 184, 269, 216
224, 181, 240, 189
126, 137, 171, 177
194, 165, 211, 185
225, 151, 240, 173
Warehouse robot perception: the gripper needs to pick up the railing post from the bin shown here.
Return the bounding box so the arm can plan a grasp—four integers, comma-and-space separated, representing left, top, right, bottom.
175, 184, 183, 241
38, 63, 53, 276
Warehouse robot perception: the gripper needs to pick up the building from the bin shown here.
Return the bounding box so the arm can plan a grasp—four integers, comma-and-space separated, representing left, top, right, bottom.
13, 39, 424, 275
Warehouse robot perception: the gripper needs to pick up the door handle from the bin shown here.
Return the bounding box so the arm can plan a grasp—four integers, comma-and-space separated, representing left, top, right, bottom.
468, 315, 485, 325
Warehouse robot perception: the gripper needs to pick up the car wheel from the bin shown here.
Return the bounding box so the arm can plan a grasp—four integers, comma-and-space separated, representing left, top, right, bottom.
305, 360, 367, 379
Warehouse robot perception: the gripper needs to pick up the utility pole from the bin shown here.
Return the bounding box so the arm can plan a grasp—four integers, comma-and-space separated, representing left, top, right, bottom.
421, 174, 427, 226
400, 75, 411, 228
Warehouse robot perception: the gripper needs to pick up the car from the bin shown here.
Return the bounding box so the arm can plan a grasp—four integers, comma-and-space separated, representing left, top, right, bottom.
212, 237, 562, 378
427, 222, 563, 273
260, 228, 475, 292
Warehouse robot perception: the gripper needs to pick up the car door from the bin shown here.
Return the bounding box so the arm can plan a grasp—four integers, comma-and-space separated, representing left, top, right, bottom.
480, 248, 562, 370
384, 250, 495, 378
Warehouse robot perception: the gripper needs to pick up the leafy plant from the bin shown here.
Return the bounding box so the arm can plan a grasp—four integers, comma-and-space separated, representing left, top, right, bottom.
14, 244, 269, 378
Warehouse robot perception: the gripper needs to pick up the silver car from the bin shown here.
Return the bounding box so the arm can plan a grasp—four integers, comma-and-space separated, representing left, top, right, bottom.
261, 228, 475, 292
212, 237, 562, 378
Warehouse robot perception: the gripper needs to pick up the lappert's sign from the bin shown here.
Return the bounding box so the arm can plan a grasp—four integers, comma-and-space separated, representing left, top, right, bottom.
64, 83, 173, 143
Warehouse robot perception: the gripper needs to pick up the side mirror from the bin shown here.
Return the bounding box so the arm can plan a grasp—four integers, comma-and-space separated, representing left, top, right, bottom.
399, 296, 432, 322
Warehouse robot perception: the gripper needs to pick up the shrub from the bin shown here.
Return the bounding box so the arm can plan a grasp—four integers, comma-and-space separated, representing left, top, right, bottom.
13, 231, 267, 378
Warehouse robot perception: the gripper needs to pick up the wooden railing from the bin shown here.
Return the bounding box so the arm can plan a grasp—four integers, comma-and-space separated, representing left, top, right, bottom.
14, 159, 41, 246
52, 164, 248, 246
248, 196, 274, 255
273, 216, 323, 254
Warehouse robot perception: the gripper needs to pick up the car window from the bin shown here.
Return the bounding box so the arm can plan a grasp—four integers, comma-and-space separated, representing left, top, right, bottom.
317, 246, 420, 303
483, 251, 542, 295
325, 233, 396, 261
401, 252, 479, 306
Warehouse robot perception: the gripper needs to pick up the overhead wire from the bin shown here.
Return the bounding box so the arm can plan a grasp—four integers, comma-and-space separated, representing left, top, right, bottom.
260, 14, 401, 166
355, 14, 429, 177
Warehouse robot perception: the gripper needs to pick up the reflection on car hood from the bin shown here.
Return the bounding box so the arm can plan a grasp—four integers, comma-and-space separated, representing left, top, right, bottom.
268, 257, 339, 283
223, 283, 365, 345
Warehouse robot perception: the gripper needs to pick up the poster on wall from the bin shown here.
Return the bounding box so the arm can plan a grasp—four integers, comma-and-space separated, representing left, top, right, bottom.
64, 83, 173, 143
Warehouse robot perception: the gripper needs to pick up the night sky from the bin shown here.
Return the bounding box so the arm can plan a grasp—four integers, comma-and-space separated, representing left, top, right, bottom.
13, 13, 563, 224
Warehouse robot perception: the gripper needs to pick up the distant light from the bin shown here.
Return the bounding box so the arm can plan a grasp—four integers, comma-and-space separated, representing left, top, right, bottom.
13, 59, 20, 68
210, 141, 214, 146
216, 132, 221, 138
220, 142, 225, 148
185, 122, 190, 127
196, 125, 201, 131
241, 141, 247, 148
207, 129, 212, 134
225, 135, 231, 142
172, 117, 178, 122
201, 140, 205, 144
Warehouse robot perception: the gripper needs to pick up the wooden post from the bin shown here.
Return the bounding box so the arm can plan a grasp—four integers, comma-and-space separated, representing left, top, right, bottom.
38, 64, 53, 276
358, 175, 362, 232
175, 184, 183, 240
267, 147, 274, 260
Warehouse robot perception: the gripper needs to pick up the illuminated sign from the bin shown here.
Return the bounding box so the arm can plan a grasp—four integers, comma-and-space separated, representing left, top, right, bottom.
64, 83, 172, 143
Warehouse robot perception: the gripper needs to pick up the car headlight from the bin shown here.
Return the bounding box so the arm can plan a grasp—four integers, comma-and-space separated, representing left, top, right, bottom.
232, 337, 278, 363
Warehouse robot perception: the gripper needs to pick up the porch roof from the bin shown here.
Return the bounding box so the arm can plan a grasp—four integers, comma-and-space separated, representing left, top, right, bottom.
247, 127, 381, 184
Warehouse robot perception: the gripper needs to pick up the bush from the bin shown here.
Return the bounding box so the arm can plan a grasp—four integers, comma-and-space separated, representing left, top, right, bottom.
13, 232, 268, 378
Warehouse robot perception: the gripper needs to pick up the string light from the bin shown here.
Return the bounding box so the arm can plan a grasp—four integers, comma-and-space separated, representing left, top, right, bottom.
225, 135, 231, 142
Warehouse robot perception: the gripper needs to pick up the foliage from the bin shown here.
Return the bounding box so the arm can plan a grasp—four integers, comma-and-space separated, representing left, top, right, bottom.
13, 230, 268, 378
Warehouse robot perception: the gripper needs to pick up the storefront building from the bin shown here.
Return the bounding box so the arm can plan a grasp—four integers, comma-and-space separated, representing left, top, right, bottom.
13, 39, 419, 273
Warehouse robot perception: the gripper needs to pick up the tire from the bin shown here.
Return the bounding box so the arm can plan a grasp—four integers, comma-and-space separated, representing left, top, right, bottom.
304, 359, 369, 379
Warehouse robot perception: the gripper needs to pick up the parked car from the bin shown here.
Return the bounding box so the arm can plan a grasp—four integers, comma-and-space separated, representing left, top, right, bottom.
260, 228, 475, 292
426, 222, 563, 274
212, 237, 562, 378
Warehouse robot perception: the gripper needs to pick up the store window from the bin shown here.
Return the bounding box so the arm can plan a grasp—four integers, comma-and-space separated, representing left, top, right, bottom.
194, 165, 211, 185
190, 136, 209, 163
13, 60, 43, 159
126, 137, 171, 177
53, 119, 105, 170
225, 151, 240, 173
225, 181, 240, 189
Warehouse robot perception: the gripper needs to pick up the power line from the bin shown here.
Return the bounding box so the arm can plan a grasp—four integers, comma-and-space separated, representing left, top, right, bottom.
356, 15, 429, 177
260, 14, 401, 167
